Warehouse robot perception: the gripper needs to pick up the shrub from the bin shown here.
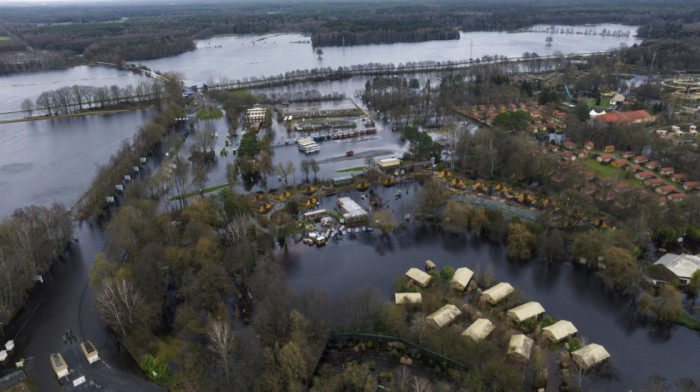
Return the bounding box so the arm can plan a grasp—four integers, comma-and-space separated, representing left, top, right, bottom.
522, 317, 535, 330
539, 315, 555, 328
368, 361, 376, 371
428, 269, 440, 282
440, 266, 455, 280
569, 337, 581, 352
140, 354, 171, 384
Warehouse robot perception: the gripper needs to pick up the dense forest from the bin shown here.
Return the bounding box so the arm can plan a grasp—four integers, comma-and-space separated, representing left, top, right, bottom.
0, 0, 699, 72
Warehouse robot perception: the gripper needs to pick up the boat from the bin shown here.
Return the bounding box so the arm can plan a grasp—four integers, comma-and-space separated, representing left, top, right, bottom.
366, 226, 373, 232
331, 230, 338, 238
346, 150, 354, 157
354, 227, 361, 233
356, 182, 369, 191
361, 226, 367, 232
382, 177, 396, 187
340, 229, 346, 236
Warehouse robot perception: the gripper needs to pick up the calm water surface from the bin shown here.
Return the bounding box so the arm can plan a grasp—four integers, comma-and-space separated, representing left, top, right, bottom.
135, 24, 641, 86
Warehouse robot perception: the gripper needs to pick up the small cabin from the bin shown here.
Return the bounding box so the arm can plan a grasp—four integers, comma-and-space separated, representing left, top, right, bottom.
542, 320, 578, 343
507, 334, 534, 360
507, 301, 545, 323
406, 268, 432, 287
461, 318, 495, 341
481, 282, 514, 305
394, 292, 422, 305
426, 304, 461, 329
450, 267, 474, 291
571, 344, 610, 369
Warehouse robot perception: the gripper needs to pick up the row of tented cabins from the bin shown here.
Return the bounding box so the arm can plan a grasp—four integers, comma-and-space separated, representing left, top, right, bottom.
396, 262, 610, 370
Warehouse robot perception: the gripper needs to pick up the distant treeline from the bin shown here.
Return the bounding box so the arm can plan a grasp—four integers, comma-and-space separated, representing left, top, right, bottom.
0, 0, 698, 73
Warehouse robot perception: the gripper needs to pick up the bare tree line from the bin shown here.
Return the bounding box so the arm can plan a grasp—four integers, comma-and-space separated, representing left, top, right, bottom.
0, 203, 73, 323
20, 78, 166, 117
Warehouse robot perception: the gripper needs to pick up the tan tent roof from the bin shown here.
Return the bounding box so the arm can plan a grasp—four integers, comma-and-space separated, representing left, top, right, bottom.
394, 292, 422, 305
507, 334, 533, 359
507, 301, 545, 323
542, 320, 578, 343
571, 343, 610, 369
406, 268, 432, 287
461, 318, 495, 341
378, 158, 401, 169
482, 282, 514, 305
450, 267, 474, 290
426, 304, 462, 329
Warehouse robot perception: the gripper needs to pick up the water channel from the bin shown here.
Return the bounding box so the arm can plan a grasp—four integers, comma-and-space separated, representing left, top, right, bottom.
1, 24, 694, 391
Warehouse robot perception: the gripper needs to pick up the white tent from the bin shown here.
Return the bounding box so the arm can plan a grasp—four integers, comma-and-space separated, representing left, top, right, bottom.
589, 109, 605, 118
461, 318, 495, 341
507, 301, 545, 323
426, 304, 462, 329
507, 334, 533, 360
406, 268, 432, 287
571, 344, 610, 369
542, 320, 578, 343
4, 340, 14, 352
0, 350, 6, 363
394, 292, 422, 305
481, 282, 514, 305
450, 267, 474, 291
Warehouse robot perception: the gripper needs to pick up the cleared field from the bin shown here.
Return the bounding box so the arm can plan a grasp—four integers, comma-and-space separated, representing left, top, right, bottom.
0, 36, 11, 41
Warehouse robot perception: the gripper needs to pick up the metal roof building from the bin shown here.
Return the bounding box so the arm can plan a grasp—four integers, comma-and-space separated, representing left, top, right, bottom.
394, 292, 422, 305
654, 253, 700, 284
571, 344, 610, 369
405, 268, 432, 287
450, 267, 474, 291
507, 334, 534, 360
507, 301, 545, 323
542, 320, 578, 343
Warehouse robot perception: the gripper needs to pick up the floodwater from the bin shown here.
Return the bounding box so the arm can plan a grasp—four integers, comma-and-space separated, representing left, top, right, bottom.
0, 110, 154, 218
134, 24, 641, 86
0, 65, 147, 120
280, 194, 700, 390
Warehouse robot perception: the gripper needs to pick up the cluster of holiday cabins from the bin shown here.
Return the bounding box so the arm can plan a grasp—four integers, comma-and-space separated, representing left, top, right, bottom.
394, 262, 609, 370
455, 102, 567, 132
543, 140, 697, 204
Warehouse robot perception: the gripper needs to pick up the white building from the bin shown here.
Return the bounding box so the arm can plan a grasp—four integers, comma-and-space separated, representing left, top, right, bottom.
338, 197, 368, 224
654, 253, 700, 284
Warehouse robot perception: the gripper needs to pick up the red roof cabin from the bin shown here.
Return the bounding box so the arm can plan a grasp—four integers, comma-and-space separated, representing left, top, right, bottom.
584, 141, 594, 150
604, 145, 615, 153
634, 155, 648, 164
626, 164, 641, 172
622, 151, 635, 159
646, 161, 660, 170
635, 171, 655, 180
656, 185, 677, 195
668, 193, 686, 202
563, 141, 576, 151
660, 167, 675, 176
597, 154, 613, 163
645, 178, 665, 187
671, 173, 687, 183
611, 159, 628, 168
682, 181, 700, 191
615, 183, 631, 193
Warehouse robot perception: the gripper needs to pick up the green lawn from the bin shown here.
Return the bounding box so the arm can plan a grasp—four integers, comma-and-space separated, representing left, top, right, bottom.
587, 98, 611, 108
0, 36, 11, 41
196, 107, 224, 120
336, 166, 366, 173
582, 159, 643, 188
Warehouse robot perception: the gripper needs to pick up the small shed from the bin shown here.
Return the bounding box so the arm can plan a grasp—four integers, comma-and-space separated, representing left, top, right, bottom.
0, 350, 6, 363
425, 259, 436, 270
303, 209, 327, 222
461, 318, 495, 341
394, 292, 422, 305
406, 268, 432, 287
507, 301, 545, 323
481, 282, 514, 305
542, 320, 578, 343
507, 334, 534, 360
4, 341, 14, 353
571, 344, 610, 369
426, 304, 462, 329
450, 267, 474, 291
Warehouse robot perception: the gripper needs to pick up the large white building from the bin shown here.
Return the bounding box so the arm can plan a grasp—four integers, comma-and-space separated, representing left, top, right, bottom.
654, 253, 700, 284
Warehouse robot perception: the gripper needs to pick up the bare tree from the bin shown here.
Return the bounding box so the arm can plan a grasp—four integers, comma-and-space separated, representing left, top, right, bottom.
310, 159, 320, 182
286, 161, 296, 186
207, 320, 236, 385
300, 159, 311, 183
21, 98, 34, 117
36, 91, 53, 116
172, 155, 190, 208
95, 279, 143, 336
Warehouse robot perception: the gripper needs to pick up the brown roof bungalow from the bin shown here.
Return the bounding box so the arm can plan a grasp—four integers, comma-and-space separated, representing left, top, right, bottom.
597, 154, 613, 163
626, 164, 641, 172
599, 110, 653, 124
668, 193, 686, 202
646, 178, 665, 187
646, 161, 660, 170
671, 173, 687, 182
656, 185, 677, 195
682, 181, 700, 191
660, 167, 675, 176
604, 145, 615, 152
635, 171, 655, 180
634, 155, 648, 164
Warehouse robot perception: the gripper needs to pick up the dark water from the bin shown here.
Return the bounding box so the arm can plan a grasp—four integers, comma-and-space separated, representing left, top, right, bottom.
281, 213, 700, 390
135, 24, 641, 86
0, 110, 154, 218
